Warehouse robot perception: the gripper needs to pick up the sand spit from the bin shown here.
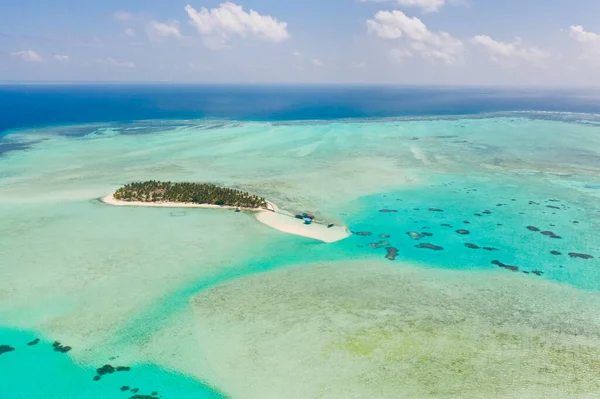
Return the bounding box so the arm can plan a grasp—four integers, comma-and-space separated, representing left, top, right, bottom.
102, 194, 350, 243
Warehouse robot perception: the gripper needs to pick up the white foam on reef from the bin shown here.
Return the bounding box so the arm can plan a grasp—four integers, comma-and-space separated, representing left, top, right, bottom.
188, 260, 600, 399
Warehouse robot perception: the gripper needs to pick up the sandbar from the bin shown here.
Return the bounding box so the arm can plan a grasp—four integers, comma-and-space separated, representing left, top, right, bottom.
101, 194, 349, 243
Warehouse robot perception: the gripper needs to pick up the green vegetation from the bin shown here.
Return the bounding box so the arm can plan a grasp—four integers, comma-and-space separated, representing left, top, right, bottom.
113, 181, 268, 209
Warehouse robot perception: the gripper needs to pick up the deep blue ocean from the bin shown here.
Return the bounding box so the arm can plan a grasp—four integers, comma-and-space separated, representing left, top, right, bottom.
3, 84, 600, 134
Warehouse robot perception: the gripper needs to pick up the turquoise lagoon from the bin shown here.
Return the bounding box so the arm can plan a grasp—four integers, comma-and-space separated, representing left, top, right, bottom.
1, 114, 600, 398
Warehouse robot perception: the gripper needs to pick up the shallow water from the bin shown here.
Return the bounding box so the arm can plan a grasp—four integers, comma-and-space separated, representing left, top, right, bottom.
1, 113, 599, 398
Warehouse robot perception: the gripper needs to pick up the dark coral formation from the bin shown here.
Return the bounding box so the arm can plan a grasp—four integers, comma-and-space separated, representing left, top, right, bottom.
385, 247, 398, 261
547, 205, 560, 210
368, 241, 391, 249
0, 345, 15, 355
483, 247, 499, 251
354, 231, 372, 236
541, 231, 562, 239
27, 338, 40, 346
407, 232, 424, 240
526, 226, 540, 232
415, 243, 444, 251
379, 234, 391, 238
550, 251, 562, 256
482, 210, 492, 215
465, 243, 480, 249
422, 232, 433, 237
97, 365, 116, 376
121, 386, 131, 392
441, 224, 453, 228
532, 270, 544, 276
117, 366, 131, 372
569, 253, 594, 260
428, 208, 444, 212
52, 341, 71, 353
379, 209, 398, 213
456, 229, 470, 235
492, 260, 519, 272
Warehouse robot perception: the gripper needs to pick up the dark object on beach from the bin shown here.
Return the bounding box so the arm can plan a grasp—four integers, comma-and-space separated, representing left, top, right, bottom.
354, 231, 372, 236
532, 270, 544, 276
379, 209, 398, 213
428, 208, 443, 212
415, 243, 444, 251
407, 232, 424, 240
492, 260, 519, 272
422, 232, 433, 237
483, 247, 499, 252
93, 376, 101, 381
550, 251, 562, 256
541, 231, 562, 239
121, 386, 131, 392
97, 365, 116, 376
52, 341, 71, 353
456, 229, 470, 235
235, 207, 241, 213
327, 223, 334, 228
569, 253, 594, 260
386, 247, 398, 260
295, 214, 304, 220
526, 226, 540, 232
0, 345, 15, 355
465, 243, 480, 249
27, 338, 40, 346
117, 366, 131, 372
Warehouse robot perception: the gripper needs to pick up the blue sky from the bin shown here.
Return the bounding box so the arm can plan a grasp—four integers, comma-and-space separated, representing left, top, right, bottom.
2, 0, 600, 85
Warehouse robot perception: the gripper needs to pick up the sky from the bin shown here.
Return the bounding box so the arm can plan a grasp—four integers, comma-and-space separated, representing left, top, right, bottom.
1, 0, 600, 85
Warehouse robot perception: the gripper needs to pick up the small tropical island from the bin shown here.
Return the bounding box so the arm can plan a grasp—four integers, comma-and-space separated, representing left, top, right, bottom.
112, 181, 269, 209
102, 180, 350, 243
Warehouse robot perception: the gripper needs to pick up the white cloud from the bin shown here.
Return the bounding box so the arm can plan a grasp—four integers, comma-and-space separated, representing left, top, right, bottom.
125, 28, 136, 37
146, 20, 181, 41
471, 35, 548, 66
293, 51, 301, 57
101, 58, 135, 68
367, 10, 463, 64
11, 50, 42, 62
184, 2, 290, 49
569, 25, 600, 62
361, 0, 448, 13
312, 58, 324, 66
53, 54, 70, 63
391, 48, 413, 61
114, 11, 134, 21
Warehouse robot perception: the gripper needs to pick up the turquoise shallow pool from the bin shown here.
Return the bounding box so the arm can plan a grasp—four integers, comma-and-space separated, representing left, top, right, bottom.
1, 113, 599, 398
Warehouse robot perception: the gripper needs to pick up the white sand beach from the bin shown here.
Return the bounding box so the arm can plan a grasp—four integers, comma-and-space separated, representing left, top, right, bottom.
256, 209, 350, 243
102, 194, 350, 243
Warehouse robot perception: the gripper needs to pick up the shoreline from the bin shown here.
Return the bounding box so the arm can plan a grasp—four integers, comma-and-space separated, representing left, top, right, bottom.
101, 194, 350, 243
